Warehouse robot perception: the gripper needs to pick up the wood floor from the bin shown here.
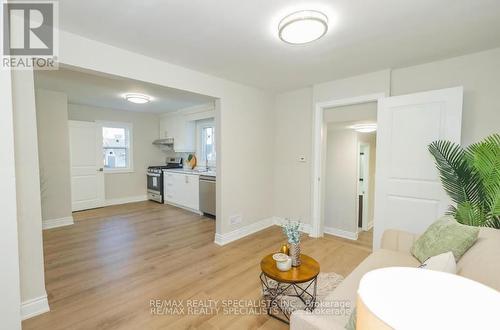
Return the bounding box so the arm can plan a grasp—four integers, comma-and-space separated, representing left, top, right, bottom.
23, 201, 372, 330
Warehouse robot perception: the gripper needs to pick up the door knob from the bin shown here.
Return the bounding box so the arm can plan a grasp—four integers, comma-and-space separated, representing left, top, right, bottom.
98, 168, 104, 172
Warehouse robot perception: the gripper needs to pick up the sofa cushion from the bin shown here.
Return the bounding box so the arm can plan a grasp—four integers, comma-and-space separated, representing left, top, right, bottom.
457, 227, 500, 291
410, 216, 479, 262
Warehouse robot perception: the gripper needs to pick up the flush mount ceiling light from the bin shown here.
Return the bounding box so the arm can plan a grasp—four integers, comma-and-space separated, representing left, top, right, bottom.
278, 10, 328, 44
350, 123, 377, 133
125, 93, 151, 104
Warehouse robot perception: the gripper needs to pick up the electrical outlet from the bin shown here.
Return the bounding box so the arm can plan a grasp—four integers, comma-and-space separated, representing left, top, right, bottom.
229, 214, 242, 225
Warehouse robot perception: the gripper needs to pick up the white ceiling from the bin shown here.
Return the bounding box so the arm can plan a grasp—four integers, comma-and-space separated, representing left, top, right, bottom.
58, 0, 500, 92
35, 68, 214, 113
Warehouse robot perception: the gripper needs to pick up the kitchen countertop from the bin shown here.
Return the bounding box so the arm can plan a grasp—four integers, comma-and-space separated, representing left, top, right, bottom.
163, 168, 216, 178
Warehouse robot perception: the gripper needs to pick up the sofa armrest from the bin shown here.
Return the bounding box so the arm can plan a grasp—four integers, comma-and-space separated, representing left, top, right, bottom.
381, 229, 418, 254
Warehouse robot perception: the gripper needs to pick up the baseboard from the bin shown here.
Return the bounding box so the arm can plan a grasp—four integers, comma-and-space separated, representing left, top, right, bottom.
324, 226, 359, 240
273, 217, 312, 234
364, 221, 374, 231
42, 216, 74, 230
104, 195, 148, 207
214, 217, 275, 246
21, 294, 50, 320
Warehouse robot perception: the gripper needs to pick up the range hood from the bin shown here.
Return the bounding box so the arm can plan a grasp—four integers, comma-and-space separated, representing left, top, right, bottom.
152, 137, 174, 146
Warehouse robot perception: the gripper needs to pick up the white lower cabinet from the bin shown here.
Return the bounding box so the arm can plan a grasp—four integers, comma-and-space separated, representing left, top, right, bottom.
164, 172, 199, 212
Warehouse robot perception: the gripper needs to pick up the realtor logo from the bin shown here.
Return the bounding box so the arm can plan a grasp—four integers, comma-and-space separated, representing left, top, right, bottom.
2, 1, 58, 69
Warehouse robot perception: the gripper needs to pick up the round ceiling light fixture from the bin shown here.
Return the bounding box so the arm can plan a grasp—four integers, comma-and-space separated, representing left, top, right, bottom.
278, 10, 328, 44
125, 93, 151, 104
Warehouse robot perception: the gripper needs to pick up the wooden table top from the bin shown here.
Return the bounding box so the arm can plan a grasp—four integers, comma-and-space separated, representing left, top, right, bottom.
260, 253, 320, 283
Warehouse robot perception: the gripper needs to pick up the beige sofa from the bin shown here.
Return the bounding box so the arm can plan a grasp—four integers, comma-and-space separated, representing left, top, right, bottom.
290, 227, 500, 330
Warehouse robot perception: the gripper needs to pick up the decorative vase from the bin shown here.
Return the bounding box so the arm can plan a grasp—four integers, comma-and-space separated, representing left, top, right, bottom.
280, 243, 289, 255
289, 242, 301, 267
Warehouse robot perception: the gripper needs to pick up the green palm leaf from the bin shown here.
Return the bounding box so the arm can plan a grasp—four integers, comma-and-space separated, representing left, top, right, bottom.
429, 134, 500, 229
455, 202, 486, 227
466, 133, 500, 202
428, 140, 480, 205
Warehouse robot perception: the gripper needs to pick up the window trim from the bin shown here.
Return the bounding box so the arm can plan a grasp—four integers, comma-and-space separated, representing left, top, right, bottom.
97, 120, 134, 173
196, 119, 216, 168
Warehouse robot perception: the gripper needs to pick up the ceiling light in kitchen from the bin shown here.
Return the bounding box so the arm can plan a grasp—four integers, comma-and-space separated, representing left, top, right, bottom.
125, 93, 151, 104
278, 10, 328, 44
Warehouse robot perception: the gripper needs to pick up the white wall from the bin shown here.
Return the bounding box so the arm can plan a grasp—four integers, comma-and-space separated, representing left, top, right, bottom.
314, 70, 391, 103
54, 30, 275, 235
36, 89, 73, 223
273, 88, 313, 222
391, 47, 500, 146
274, 47, 500, 245
68, 103, 166, 201
0, 68, 22, 330
11, 71, 48, 313
324, 128, 358, 234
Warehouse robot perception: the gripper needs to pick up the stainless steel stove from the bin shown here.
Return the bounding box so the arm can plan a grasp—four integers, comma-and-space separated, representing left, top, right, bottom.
147, 157, 183, 203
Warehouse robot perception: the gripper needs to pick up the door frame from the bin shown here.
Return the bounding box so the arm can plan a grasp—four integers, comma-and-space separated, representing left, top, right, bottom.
357, 141, 371, 232
310, 93, 386, 238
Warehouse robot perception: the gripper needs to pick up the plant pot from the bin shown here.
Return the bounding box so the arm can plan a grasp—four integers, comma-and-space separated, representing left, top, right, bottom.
289, 242, 301, 267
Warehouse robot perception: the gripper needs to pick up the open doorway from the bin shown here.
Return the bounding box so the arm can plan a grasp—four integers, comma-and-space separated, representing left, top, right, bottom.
322, 102, 377, 247
34, 66, 219, 231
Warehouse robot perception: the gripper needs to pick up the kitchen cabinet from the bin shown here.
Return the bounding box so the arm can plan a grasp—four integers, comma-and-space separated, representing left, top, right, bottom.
164, 171, 200, 212
159, 115, 195, 153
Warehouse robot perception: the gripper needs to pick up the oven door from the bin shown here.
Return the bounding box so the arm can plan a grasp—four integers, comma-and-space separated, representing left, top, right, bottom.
147, 172, 163, 203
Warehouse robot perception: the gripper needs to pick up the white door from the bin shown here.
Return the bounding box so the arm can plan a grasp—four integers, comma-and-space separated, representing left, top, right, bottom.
373, 87, 463, 248
69, 120, 105, 211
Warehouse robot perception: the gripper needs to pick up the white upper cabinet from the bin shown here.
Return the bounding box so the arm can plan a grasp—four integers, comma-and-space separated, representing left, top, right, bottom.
159, 115, 195, 153
159, 103, 215, 153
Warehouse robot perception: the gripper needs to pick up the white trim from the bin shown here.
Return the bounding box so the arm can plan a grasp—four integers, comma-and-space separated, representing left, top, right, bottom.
104, 169, 135, 174
42, 216, 74, 230
162, 102, 215, 117
358, 142, 371, 231
214, 217, 315, 246
104, 195, 148, 207
21, 294, 50, 320
311, 93, 386, 239
273, 217, 312, 234
214, 217, 275, 246
324, 227, 359, 240
365, 221, 374, 231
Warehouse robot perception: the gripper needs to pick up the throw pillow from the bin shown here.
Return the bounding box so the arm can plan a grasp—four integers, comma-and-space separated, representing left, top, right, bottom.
411, 216, 479, 263
418, 251, 457, 273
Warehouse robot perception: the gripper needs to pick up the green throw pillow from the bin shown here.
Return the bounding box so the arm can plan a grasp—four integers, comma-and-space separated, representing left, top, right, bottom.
411, 216, 479, 263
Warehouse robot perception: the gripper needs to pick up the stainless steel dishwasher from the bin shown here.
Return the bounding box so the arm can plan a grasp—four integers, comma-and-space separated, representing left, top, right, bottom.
199, 175, 216, 217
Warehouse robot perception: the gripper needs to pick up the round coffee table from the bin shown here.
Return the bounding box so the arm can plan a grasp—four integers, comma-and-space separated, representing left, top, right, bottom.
260, 253, 320, 323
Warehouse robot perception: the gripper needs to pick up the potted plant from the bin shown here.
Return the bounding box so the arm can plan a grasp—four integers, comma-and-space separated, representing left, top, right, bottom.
282, 219, 302, 266
428, 133, 499, 228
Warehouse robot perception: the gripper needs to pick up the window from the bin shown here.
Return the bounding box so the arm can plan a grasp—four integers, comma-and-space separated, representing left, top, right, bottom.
197, 120, 216, 167
100, 122, 133, 172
